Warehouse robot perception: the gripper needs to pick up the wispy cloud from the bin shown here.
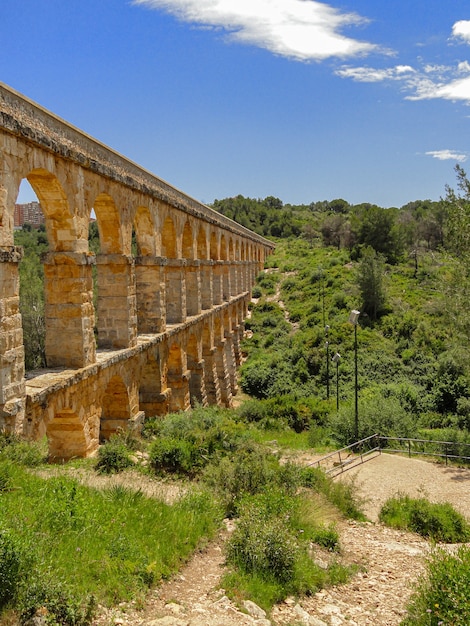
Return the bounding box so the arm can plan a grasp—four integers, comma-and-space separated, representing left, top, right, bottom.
336, 65, 415, 83
425, 150, 467, 162
133, 0, 381, 61
337, 21, 470, 104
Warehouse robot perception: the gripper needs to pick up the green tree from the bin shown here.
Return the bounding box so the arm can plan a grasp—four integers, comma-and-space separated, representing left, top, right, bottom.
357, 246, 386, 320
352, 204, 403, 263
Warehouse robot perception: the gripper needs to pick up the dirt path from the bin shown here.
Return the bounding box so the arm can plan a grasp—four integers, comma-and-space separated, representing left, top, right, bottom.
92, 454, 470, 626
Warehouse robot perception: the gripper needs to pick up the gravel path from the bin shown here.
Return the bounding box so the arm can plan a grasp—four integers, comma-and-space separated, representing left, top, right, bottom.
92, 454, 470, 626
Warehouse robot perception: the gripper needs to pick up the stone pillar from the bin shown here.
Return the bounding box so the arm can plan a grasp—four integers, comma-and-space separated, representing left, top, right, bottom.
202, 347, 221, 405
168, 368, 190, 412
238, 263, 245, 293
222, 263, 231, 301
96, 254, 137, 349
224, 332, 238, 396
43, 251, 96, 368
166, 260, 187, 324
200, 261, 213, 310
135, 256, 166, 334
230, 263, 238, 297
188, 359, 207, 407
212, 262, 223, 305
215, 339, 232, 407
232, 323, 243, 366
0, 246, 25, 432
186, 260, 201, 317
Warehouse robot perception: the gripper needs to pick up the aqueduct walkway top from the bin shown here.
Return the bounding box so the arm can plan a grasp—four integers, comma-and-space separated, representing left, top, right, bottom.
0, 82, 274, 459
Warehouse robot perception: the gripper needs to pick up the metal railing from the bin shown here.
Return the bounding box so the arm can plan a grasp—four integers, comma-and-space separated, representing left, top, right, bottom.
311, 434, 470, 477
309, 434, 381, 477
377, 435, 470, 466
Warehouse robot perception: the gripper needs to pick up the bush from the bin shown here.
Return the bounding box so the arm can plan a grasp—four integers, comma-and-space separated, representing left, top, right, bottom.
0, 438, 47, 466
379, 495, 470, 543
227, 510, 298, 584
203, 443, 283, 516
148, 437, 195, 475
403, 546, 470, 625
94, 437, 133, 474
19, 579, 95, 626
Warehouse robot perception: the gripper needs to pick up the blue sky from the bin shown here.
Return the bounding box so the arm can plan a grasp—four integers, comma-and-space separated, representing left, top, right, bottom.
3, 0, 470, 208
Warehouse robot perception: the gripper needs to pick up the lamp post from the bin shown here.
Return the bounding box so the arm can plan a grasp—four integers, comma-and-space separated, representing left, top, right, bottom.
349, 310, 360, 441
325, 325, 330, 400
332, 352, 341, 411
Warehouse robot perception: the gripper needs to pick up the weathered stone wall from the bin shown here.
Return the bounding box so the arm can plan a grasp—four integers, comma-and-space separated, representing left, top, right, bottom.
0, 82, 274, 459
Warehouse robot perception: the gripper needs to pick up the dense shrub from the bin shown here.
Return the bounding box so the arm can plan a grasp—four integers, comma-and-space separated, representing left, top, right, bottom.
148, 437, 195, 475
379, 495, 470, 543
19, 579, 95, 626
94, 436, 133, 474
0, 437, 47, 466
203, 442, 294, 516
227, 509, 298, 584
403, 546, 470, 625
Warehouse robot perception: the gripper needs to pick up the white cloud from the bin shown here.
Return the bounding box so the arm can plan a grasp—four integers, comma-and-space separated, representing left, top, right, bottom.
452, 20, 470, 44
336, 65, 414, 83
133, 0, 381, 61
426, 150, 467, 162
338, 55, 470, 103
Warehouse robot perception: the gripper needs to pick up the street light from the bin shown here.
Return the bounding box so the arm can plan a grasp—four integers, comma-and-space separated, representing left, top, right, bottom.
325, 325, 330, 400
332, 352, 341, 411
349, 310, 360, 441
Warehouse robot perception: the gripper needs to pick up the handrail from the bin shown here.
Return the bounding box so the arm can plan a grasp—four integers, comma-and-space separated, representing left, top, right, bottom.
309, 434, 381, 476
311, 434, 470, 477
377, 435, 470, 466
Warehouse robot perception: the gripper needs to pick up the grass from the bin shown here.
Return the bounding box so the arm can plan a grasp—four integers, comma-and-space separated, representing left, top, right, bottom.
379, 494, 470, 543
0, 461, 222, 622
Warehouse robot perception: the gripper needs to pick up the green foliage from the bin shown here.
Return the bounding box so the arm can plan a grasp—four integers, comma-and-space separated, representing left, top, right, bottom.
147, 407, 247, 476
379, 494, 470, 543
0, 435, 47, 466
0, 530, 22, 609
95, 436, 133, 474
149, 437, 195, 475
300, 467, 366, 521
357, 246, 387, 319
15, 227, 49, 370
0, 465, 221, 620
329, 390, 417, 446
19, 579, 95, 626
224, 487, 353, 610
403, 546, 470, 625
203, 442, 283, 516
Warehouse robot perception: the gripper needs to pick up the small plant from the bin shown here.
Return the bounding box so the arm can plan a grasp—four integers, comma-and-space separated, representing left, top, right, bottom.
94, 436, 133, 474
402, 545, 470, 625
379, 494, 470, 543
19, 579, 95, 626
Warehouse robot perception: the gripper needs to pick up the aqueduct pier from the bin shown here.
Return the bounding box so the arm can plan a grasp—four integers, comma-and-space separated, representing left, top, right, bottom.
0, 82, 274, 459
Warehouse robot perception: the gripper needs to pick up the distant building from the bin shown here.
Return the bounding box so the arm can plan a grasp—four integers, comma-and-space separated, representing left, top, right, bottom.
14, 201, 45, 228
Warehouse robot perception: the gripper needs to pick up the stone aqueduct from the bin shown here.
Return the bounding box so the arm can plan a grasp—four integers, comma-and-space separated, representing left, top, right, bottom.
0, 83, 274, 459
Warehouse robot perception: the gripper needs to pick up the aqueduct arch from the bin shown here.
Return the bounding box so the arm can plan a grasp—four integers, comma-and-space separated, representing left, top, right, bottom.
0, 82, 274, 459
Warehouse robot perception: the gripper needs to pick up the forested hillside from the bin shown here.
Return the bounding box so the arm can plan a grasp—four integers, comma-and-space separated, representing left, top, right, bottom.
215, 166, 470, 446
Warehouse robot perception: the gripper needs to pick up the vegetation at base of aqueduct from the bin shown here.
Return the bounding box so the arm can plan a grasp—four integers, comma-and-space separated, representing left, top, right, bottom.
6, 165, 470, 624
